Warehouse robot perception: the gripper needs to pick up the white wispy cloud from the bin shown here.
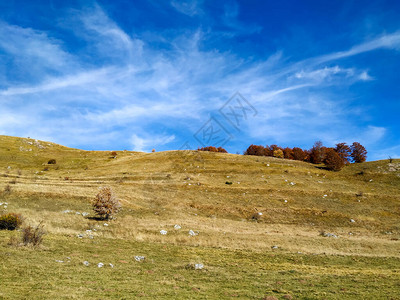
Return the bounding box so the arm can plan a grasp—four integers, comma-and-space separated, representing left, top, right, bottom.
0, 3, 398, 156
171, 0, 203, 16
131, 133, 175, 152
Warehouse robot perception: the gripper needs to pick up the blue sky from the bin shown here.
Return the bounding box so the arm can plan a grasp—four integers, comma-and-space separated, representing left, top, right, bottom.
0, 0, 399, 160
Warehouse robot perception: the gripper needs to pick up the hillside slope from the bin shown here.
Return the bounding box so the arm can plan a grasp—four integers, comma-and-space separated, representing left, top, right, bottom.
1, 135, 400, 299
1, 134, 399, 254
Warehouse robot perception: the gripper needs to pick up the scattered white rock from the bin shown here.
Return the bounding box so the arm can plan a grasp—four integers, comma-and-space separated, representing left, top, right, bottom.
267, 164, 270, 167
323, 194, 328, 198
284, 200, 288, 203
290, 182, 295, 186
82, 212, 89, 217
56, 260, 64, 263
271, 245, 278, 249
174, 224, 181, 230
188, 230, 198, 236
104, 223, 109, 227
134, 256, 145, 262
350, 219, 355, 223
321, 232, 338, 238
109, 263, 114, 268
98, 263, 104, 268
257, 212, 263, 216
62, 210, 72, 214
369, 179, 373, 182
160, 230, 168, 235
83, 261, 90, 266
75, 212, 81, 215
194, 263, 204, 270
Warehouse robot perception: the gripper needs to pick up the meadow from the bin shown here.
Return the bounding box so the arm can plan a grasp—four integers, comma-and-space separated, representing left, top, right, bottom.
0, 135, 399, 299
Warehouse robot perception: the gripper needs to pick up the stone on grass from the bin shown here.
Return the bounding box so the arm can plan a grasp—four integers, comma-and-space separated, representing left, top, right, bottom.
134, 256, 146, 262
194, 263, 204, 270
160, 230, 167, 235
98, 262, 104, 268
174, 224, 181, 230
83, 261, 90, 266
188, 230, 198, 236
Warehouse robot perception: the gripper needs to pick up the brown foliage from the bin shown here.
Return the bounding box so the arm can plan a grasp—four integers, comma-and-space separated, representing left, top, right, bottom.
335, 143, 351, 164
292, 147, 307, 161
91, 187, 121, 220
283, 147, 294, 159
309, 141, 326, 164
324, 149, 345, 171
198, 146, 228, 153
351, 142, 367, 163
244, 145, 266, 156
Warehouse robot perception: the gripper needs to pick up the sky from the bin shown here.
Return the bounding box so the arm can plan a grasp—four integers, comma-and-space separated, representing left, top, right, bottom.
0, 0, 399, 160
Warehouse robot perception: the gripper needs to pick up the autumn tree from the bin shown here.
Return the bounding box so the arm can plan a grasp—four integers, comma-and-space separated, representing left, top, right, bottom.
324, 148, 345, 171
283, 147, 294, 160
309, 141, 326, 164
292, 147, 307, 161
351, 142, 367, 163
267, 145, 281, 157
244, 145, 266, 156
335, 143, 351, 164
273, 149, 284, 158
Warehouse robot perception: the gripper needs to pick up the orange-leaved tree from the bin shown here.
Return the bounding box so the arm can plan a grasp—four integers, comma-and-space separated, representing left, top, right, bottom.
351, 142, 367, 163
324, 148, 345, 171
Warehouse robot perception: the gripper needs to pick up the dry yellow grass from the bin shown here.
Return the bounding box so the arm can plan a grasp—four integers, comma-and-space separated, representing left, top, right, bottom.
1, 134, 399, 257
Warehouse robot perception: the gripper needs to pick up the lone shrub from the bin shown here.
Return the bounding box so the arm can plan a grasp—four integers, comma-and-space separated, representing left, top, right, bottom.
48, 159, 56, 164
0, 213, 23, 230
91, 187, 121, 220
324, 149, 344, 171
22, 222, 45, 246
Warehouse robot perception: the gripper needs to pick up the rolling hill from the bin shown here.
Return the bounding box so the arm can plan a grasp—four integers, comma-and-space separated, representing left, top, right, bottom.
1, 135, 399, 299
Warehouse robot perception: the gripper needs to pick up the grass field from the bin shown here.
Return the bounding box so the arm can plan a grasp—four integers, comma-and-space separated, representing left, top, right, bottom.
1, 135, 400, 299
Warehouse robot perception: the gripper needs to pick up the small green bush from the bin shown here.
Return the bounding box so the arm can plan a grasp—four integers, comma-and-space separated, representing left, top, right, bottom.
0, 213, 23, 230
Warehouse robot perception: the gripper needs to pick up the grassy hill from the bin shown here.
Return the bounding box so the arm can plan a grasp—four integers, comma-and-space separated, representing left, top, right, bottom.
1, 135, 399, 299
